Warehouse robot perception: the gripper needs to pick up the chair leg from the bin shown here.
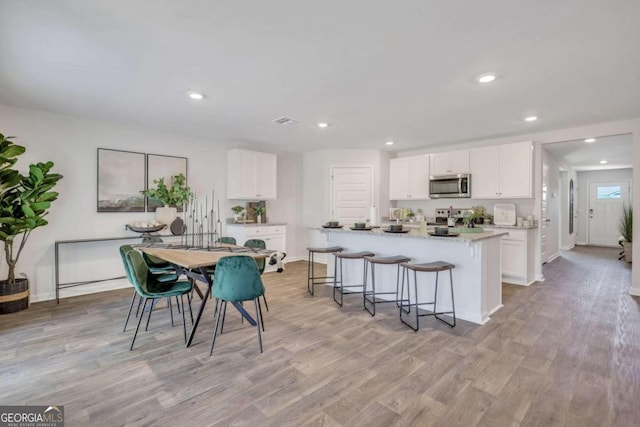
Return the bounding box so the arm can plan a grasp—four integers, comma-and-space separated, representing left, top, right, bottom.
220, 301, 228, 334
209, 300, 225, 356
262, 294, 269, 312
254, 298, 263, 353
169, 297, 174, 327
130, 298, 148, 351
135, 295, 143, 318
176, 296, 182, 314
145, 298, 156, 331
180, 294, 187, 345
123, 291, 137, 332
258, 297, 265, 332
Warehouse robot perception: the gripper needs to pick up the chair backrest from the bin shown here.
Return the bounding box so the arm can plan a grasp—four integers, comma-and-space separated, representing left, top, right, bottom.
213, 255, 265, 302
119, 245, 135, 283
124, 250, 152, 297
244, 239, 266, 274
142, 252, 170, 267
219, 236, 237, 245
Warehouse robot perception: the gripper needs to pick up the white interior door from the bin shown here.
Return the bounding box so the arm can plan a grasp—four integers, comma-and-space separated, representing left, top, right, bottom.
541, 164, 549, 263
588, 181, 630, 246
330, 166, 372, 224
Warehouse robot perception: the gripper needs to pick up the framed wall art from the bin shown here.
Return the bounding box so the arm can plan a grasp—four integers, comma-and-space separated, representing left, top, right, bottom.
97, 148, 146, 212
146, 154, 188, 212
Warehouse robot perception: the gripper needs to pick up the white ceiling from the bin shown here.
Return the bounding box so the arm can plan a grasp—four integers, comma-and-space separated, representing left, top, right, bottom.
543, 133, 633, 171
1, 1, 639, 153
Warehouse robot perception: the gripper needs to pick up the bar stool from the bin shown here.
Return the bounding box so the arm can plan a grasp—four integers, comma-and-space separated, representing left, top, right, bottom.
363, 255, 410, 316
307, 246, 344, 296
333, 251, 375, 307
399, 261, 456, 331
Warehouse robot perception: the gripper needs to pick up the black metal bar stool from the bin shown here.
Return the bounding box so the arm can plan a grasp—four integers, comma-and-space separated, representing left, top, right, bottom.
333, 251, 375, 307
307, 246, 344, 296
363, 255, 410, 316
399, 261, 456, 331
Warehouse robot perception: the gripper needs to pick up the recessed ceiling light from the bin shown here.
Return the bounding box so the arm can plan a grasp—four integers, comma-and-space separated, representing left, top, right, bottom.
476, 73, 497, 83
600, 160, 607, 164
584, 138, 596, 143
524, 116, 538, 122
385, 141, 395, 146
188, 92, 204, 100
317, 122, 329, 128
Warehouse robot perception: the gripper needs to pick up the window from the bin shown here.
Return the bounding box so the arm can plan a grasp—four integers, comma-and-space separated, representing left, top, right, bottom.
597, 185, 621, 199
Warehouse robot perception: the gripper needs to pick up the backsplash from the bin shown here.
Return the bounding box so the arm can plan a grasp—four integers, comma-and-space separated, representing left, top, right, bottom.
394, 198, 535, 221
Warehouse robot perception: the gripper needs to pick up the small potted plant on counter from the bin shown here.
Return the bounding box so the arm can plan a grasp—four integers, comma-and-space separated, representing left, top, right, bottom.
619, 203, 632, 262
231, 205, 245, 223
254, 205, 266, 224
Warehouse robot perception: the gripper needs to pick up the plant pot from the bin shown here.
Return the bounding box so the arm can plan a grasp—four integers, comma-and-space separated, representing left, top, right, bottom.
155, 206, 177, 226
623, 241, 633, 263
0, 277, 29, 314
257, 215, 262, 224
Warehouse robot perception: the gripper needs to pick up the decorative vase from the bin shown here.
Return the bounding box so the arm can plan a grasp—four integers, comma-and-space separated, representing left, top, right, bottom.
623, 241, 633, 263
257, 214, 262, 224
0, 277, 29, 314
155, 205, 177, 226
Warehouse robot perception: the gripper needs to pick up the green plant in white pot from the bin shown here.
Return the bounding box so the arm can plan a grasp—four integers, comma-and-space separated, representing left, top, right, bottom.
0, 133, 63, 314
619, 203, 632, 262
142, 173, 192, 225
254, 205, 266, 224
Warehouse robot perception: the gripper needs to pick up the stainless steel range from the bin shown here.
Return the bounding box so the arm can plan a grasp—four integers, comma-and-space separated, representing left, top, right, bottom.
433, 208, 473, 226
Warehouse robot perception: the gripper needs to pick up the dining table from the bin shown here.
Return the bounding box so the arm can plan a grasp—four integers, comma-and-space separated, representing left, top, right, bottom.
138, 243, 270, 347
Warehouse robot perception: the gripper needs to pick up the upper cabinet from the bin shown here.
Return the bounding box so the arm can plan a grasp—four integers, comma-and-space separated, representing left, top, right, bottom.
470, 141, 533, 199
389, 155, 430, 200
227, 149, 277, 200
429, 150, 470, 176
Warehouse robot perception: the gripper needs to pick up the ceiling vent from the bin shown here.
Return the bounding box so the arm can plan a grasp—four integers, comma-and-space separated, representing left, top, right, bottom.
272, 116, 299, 126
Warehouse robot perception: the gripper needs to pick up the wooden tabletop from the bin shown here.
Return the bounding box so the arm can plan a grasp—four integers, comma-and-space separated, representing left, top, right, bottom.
139, 245, 268, 269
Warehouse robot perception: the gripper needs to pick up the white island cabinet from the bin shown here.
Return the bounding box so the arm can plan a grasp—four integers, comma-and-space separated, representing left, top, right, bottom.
227, 149, 277, 200
320, 227, 507, 325
389, 155, 430, 200
225, 224, 286, 273
470, 141, 533, 199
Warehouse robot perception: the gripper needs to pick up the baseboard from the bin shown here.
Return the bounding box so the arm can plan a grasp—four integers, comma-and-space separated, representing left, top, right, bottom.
560, 244, 575, 250
576, 241, 588, 246
546, 252, 561, 263
535, 274, 544, 282
32, 279, 131, 303
630, 287, 640, 297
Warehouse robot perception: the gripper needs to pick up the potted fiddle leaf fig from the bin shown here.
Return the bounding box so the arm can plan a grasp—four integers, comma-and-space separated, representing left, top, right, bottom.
0, 133, 63, 314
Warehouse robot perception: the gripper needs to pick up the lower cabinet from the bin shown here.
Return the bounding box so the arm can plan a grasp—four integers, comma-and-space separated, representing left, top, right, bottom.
225, 224, 287, 273
486, 227, 536, 286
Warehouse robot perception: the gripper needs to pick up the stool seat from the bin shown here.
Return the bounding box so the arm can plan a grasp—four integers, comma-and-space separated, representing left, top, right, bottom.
336, 251, 375, 259
401, 261, 455, 272
307, 246, 344, 254
365, 255, 410, 265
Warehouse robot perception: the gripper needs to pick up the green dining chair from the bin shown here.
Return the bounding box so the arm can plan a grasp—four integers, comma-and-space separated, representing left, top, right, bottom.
210, 255, 265, 355
244, 239, 269, 314
120, 245, 180, 332
218, 236, 237, 245
125, 249, 194, 350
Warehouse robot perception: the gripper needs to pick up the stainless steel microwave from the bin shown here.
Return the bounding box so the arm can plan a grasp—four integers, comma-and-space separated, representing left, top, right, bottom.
429, 174, 471, 198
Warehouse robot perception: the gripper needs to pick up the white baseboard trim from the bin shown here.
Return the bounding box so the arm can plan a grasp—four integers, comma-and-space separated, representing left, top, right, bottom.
630, 287, 640, 297
560, 244, 575, 250
546, 252, 561, 263
576, 241, 588, 246
535, 274, 544, 282
32, 279, 132, 303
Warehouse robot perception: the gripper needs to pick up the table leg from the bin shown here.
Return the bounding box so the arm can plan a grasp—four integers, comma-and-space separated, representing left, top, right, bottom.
231, 302, 257, 326
186, 267, 212, 347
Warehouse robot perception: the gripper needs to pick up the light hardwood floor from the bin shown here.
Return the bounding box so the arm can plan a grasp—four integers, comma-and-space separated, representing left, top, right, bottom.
1, 246, 639, 426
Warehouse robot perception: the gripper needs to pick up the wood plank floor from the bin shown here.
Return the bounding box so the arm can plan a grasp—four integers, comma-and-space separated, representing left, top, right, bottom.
1, 246, 639, 426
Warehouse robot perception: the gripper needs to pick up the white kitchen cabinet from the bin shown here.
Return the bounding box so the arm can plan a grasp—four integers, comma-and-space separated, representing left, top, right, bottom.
225, 224, 287, 273
470, 141, 532, 199
486, 226, 536, 286
227, 149, 277, 200
429, 150, 470, 176
389, 155, 430, 200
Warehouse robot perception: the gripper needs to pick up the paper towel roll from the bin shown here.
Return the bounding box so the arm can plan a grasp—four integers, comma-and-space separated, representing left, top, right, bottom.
369, 206, 379, 226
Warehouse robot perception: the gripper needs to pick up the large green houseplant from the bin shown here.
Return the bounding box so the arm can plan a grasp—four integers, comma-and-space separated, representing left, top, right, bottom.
142, 173, 192, 226
0, 133, 63, 314
619, 203, 632, 262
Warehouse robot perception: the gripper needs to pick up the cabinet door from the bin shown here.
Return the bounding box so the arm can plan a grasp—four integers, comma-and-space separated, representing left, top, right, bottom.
502, 239, 526, 279
450, 150, 470, 174
265, 234, 286, 253
256, 152, 277, 199
408, 156, 430, 199
429, 153, 451, 176
499, 141, 532, 198
389, 158, 411, 200
470, 146, 500, 199
227, 149, 258, 199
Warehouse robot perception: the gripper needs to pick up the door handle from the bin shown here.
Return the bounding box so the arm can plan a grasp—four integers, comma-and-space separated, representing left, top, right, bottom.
545, 219, 551, 222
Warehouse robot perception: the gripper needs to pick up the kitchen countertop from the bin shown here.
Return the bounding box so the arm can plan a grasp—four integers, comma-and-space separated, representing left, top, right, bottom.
317, 226, 508, 242
227, 222, 287, 227
483, 223, 537, 230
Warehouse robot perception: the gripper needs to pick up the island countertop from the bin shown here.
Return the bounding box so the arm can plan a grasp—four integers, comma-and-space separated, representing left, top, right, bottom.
316, 226, 508, 242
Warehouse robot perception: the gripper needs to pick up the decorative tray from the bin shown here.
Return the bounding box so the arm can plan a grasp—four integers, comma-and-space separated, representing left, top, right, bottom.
126, 224, 166, 233
427, 232, 460, 237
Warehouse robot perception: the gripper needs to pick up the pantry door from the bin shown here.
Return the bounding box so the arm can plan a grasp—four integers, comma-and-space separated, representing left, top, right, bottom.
330, 166, 373, 225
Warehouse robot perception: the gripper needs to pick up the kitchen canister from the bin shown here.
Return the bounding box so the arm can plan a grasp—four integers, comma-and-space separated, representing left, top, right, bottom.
516, 217, 524, 226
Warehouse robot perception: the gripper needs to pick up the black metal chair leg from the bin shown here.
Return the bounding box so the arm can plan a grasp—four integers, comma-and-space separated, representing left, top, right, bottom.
254, 298, 263, 353
145, 298, 156, 331
262, 294, 269, 312
169, 297, 174, 327
220, 300, 228, 334
123, 291, 137, 332
135, 294, 143, 318
258, 297, 265, 332
209, 299, 224, 356
180, 295, 187, 345
130, 298, 148, 351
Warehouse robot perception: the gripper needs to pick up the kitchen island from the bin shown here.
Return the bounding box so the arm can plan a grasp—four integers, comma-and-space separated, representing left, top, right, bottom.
319, 227, 508, 325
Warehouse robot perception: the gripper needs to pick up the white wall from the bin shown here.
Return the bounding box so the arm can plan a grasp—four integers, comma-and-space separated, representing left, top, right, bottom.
0, 104, 302, 301
575, 168, 633, 245
542, 149, 561, 261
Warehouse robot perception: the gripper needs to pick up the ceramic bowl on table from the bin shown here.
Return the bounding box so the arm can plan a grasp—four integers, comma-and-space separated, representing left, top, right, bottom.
326, 221, 339, 227
354, 222, 367, 229
389, 224, 404, 232
434, 227, 449, 236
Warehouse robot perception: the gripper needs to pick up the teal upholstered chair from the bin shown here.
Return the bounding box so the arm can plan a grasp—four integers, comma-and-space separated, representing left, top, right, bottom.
142, 252, 175, 275
124, 250, 193, 350
218, 236, 237, 245
243, 239, 269, 315
210, 255, 265, 355
120, 245, 180, 332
